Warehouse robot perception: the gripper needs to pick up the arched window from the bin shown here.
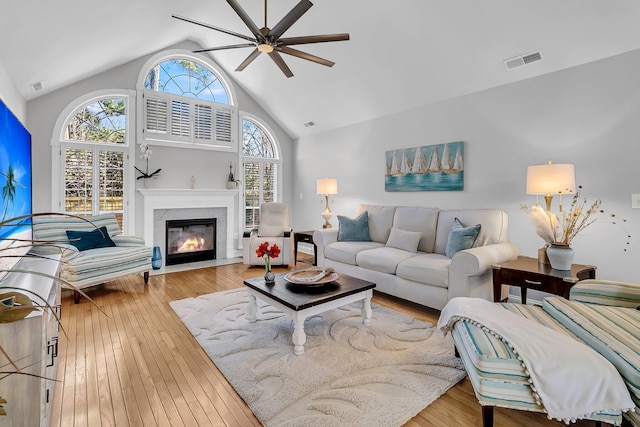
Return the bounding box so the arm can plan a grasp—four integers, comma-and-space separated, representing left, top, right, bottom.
54, 94, 132, 230
242, 116, 280, 228
139, 55, 237, 151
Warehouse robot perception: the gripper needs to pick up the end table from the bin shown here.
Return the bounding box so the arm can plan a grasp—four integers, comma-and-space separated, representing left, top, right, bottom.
294, 230, 317, 266
492, 256, 596, 304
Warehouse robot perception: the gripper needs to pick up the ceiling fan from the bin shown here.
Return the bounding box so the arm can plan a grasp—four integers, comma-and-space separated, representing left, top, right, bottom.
172, 0, 349, 78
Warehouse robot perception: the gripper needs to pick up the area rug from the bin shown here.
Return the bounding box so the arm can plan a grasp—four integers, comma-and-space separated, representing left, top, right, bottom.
170, 289, 466, 427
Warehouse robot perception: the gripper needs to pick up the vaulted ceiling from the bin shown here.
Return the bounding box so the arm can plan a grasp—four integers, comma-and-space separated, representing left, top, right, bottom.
2, 0, 640, 139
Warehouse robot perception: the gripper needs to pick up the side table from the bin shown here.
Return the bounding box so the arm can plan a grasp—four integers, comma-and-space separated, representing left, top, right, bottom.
294, 230, 317, 266
492, 256, 596, 304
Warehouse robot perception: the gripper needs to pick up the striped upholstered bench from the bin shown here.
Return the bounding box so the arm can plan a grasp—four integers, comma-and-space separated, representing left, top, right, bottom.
32, 213, 153, 303
450, 280, 640, 427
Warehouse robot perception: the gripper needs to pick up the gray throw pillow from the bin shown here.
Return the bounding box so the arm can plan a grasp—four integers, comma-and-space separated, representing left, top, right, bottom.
337, 211, 371, 241
445, 218, 481, 258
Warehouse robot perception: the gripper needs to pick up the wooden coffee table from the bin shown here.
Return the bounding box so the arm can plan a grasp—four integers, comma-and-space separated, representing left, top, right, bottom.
243, 272, 376, 355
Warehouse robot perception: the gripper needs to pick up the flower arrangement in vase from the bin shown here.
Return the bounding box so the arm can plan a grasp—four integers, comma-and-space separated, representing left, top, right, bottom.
134, 144, 161, 181
527, 186, 630, 269
255, 242, 280, 284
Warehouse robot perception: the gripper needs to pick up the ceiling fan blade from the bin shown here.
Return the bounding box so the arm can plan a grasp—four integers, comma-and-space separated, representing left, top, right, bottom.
236, 49, 262, 72
267, 51, 294, 78
194, 43, 256, 53
277, 46, 334, 67
172, 14, 256, 43
279, 33, 350, 46
226, 0, 264, 41
267, 0, 313, 41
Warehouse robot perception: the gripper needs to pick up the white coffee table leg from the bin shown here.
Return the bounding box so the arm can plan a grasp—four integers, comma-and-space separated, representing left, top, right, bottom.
292, 314, 307, 355
362, 294, 372, 325
246, 293, 257, 323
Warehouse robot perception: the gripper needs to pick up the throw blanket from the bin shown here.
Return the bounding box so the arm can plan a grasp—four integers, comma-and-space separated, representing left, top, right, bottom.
438, 297, 635, 423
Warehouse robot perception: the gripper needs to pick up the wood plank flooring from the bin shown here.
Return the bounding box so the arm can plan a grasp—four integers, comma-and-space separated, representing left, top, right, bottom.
49, 262, 598, 427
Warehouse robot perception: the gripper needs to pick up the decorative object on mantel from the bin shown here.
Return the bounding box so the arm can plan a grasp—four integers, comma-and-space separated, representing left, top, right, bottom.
255, 241, 279, 284
526, 185, 630, 270
226, 162, 241, 189
316, 178, 338, 228
135, 144, 161, 181
525, 160, 576, 264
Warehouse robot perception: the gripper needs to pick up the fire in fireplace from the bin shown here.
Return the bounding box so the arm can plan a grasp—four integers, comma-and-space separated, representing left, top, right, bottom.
165, 218, 216, 265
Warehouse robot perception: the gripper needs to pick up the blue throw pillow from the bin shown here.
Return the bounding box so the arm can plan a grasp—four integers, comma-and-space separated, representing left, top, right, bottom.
445, 218, 481, 258
66, 226, 116, 251
337, 211, 371, 242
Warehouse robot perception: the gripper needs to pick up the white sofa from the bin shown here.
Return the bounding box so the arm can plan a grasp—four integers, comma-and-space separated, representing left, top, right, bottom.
314, 204, 519, 310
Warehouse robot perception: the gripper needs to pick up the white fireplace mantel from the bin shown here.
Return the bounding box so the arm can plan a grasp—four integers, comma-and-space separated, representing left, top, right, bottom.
138, 189, 238, 258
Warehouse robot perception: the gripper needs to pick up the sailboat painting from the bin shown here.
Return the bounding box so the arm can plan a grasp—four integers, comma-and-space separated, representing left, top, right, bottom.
385, 141, 464, 191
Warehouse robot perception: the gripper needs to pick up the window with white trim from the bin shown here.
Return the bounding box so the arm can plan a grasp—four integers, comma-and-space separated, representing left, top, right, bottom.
242, 116, 280, 228
141, 58, 237, 150
58, 97, 130, 229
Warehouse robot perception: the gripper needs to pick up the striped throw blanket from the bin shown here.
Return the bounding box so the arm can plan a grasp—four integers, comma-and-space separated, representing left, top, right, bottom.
438, 297, 635, 424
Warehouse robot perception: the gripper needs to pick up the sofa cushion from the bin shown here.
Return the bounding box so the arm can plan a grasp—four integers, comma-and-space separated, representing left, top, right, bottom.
435, 209, 508, 255
66, 226, 117, 251
355, 247, 416, 274
392, 206, 439, 253
325, 241, 384, 265
445, 218, 481, 258
396, 253, 450, 288
337, 211, 370, 241
385, 227, 422, 253
355, 204, 396, 244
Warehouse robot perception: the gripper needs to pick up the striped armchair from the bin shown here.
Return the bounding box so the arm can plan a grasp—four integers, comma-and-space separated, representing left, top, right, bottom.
32, 213, 152, 303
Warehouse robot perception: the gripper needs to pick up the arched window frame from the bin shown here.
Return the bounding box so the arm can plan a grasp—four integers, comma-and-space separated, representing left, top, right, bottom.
136, 49, 239, 152
241, 112, 282, 229
51, 90, 137, 234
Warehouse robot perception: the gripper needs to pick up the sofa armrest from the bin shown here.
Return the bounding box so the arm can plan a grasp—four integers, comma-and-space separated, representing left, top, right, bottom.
313, 229, 339, 263
111, 235, 146, 247
570, 280, 640, 308
450, 242, 520, 276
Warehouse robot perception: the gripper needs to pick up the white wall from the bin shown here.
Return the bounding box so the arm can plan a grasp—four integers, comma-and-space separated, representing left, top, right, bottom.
25, 41, 294, 247
0, 60, 26, 122
293, 47, 640, 283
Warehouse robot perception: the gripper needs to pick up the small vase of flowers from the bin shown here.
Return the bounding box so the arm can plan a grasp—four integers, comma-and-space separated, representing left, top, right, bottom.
256, 241, 280, 284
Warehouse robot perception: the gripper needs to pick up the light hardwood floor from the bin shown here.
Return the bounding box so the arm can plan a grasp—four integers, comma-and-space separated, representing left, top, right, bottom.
49, 261, 598, 427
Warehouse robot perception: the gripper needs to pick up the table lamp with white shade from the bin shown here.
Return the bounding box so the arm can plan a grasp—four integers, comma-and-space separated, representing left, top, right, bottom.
316, 178, 338, 229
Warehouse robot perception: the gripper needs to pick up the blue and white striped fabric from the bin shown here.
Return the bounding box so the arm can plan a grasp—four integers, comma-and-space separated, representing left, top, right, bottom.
543, 297, 640, 411
451, 302, 623, 425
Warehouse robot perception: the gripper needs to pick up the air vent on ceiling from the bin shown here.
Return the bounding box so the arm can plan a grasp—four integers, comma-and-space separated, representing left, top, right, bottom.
30, 81, 44, 92
504, 51, 543, 70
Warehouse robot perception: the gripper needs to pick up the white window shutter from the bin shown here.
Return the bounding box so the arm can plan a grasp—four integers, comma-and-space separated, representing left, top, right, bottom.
194, 103, 213, 143
141, 90, 236, 150
144, 94, 168, 138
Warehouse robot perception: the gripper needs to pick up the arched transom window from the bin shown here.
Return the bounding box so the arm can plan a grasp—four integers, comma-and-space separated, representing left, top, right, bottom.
144, 59, 230, 104
140, 57, 237, 150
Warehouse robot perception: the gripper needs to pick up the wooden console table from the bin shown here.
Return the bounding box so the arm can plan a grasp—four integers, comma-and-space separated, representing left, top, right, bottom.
492, 256, 596, 304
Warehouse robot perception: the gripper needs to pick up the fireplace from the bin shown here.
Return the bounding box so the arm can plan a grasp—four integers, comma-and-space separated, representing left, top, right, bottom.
165, 218, 216, 265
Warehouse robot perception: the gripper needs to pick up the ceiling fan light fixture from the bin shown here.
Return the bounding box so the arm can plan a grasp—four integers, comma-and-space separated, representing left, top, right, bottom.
258, 43, 274, 53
